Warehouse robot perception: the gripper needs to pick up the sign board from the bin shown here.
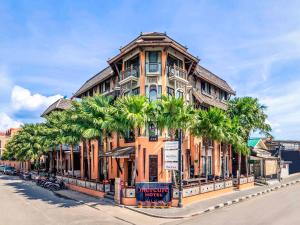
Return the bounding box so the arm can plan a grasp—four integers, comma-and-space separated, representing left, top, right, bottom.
136, 182, 172, 203
164, 149, 178, 161
165, 161, 178, 170
164, 141, 179, 170
164, 141, 178, 150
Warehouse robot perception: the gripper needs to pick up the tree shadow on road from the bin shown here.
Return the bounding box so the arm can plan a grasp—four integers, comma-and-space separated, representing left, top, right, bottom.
0, 175, 83, 208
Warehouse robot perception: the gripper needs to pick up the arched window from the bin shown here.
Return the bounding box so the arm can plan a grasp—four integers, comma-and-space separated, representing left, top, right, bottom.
149, 85, 157, 101
176, 89, 184, 99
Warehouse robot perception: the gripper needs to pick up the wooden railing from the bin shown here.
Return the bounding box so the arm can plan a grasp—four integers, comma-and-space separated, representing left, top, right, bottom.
120, 65, 139, 81
166, 65, 187, 80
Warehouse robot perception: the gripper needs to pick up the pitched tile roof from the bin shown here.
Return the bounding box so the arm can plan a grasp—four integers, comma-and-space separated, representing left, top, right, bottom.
41, 98, 72, 117
73, 66, 114, 97
194, 65, 235, 95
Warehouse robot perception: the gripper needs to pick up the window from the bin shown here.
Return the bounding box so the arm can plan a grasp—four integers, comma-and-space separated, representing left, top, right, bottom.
219, 90, 228, 101
104, 80, 110, 92
201, 81, 211, 95
167, 54, 183, 68
146, 85, 161, 101
149, 52, 158, 63
167, 87, 174, 97
146, 51, 161, 74
149, 86, 157, 101
176, 90, 184, 99
131, 87, 140, 95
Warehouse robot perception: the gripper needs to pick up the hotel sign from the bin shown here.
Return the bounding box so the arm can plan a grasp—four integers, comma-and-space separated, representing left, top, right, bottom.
164, 141, 179, 170
136, 182, 172, 203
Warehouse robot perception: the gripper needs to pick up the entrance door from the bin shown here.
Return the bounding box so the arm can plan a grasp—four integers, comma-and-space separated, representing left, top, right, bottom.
149, 155, 158, 182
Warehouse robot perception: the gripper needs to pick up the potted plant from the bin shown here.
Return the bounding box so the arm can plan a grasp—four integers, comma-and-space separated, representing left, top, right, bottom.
158, 201, 165, 209
137, 201, 142, 208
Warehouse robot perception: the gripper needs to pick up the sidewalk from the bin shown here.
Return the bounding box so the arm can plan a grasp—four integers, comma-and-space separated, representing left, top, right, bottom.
54, 173, 300, 220
54, 188, 173, 225
125, 173, 300, 219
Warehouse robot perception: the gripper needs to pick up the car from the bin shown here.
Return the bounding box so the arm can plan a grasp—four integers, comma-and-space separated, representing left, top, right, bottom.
3, 166, 17, 175
0, 165, 6, 173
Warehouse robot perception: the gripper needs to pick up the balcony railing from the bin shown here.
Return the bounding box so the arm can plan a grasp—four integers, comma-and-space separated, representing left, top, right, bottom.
166, 65, 188, 81
145, 62, 161, 75
120, 66, 139, 81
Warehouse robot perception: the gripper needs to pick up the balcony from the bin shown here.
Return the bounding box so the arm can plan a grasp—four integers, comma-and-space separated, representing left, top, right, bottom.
145, 62, 161, 75
119, 66, 139, 85
166, 65, 188, 84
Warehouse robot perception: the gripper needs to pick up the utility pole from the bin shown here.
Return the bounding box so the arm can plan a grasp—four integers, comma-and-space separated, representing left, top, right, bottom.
178, 129, 183, 208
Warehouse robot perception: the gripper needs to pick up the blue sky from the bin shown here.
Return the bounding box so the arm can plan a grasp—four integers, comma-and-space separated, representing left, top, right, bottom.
1, 0, 300, 139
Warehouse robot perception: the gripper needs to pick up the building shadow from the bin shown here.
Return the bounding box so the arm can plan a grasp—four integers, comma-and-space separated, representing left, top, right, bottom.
0, 175, 83, 208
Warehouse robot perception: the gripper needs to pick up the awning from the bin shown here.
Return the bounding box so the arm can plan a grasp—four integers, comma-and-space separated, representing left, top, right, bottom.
104, 146, 135, 158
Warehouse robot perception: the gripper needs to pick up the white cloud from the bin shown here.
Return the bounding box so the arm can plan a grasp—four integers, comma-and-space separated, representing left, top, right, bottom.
10, 85, 63, 111
0, 112, 23, 131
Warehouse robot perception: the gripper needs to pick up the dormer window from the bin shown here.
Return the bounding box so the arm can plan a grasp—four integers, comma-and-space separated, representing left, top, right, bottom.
201, 81, 211, 95
219, 90, 228, 101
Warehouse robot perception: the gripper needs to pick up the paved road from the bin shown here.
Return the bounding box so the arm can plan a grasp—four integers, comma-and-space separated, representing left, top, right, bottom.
2, 174, 300, 225
164, 182, 300, 225
0, 175, 129, 225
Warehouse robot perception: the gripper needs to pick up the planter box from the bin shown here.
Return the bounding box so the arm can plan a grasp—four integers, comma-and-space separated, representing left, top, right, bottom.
200, 183, 214, 193
214, 181, 225, 190
77, 180, 86, 188
248, 176, 254, 183
239, 177, 248, 184
90, 182, 97, 190
69, 178, 76, 185
183, 186, 200, 197
225, 180, 233, 188
97, 184, 104, 192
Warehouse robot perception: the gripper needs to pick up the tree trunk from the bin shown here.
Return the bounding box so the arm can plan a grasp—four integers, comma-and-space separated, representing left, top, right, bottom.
238, 152, 241, 181
87, 140, 91, 180
246, 154, 249, 177
71, 144, 74, 177
60, 144, 63, 175
103, 131, 107, 181
199, 142, 201, 176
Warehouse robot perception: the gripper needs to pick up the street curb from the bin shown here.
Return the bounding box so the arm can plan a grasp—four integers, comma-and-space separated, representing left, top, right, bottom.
124, 179, 300, 219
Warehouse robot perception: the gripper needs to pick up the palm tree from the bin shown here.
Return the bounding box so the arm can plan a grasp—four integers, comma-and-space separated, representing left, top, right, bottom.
45, 111, 66, 174
156, 96, 194, 139
113, 95, 149, 185
155, 96, 194, 185
227, 97, 272, 177
71, 94, 113, 180
58, 109, 82, 177
4, 123, 49, 173
191, 107, 229, 179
